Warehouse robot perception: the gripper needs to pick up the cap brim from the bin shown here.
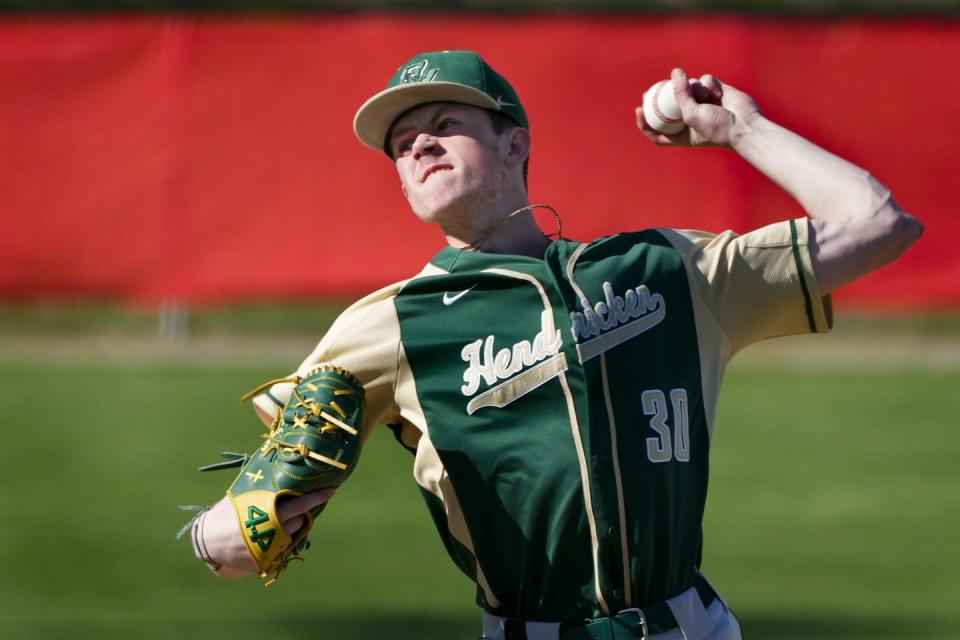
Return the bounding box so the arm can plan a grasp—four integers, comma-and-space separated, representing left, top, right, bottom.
353, 82, 500, 152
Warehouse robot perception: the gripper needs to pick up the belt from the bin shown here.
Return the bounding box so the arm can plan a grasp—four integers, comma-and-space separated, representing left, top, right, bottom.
498, 575, 718, 640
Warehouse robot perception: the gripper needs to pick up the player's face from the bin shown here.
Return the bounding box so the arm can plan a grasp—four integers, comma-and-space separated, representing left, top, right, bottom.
389, 103, 508, 226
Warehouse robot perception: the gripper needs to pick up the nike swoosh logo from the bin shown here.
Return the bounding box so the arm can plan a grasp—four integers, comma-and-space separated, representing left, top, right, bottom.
496, 96, 516, 108
443, 284, 478, 306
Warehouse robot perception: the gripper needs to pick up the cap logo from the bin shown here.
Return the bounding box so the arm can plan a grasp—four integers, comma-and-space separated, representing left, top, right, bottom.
399, 60, 439, 84
495, 96, 516, 108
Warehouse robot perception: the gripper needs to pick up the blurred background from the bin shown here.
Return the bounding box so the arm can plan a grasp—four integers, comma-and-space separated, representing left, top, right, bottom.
1, 1, 958, 638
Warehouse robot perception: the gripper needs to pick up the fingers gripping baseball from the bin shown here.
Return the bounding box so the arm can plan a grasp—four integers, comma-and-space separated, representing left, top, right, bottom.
688, 73, 723, 104
671, 69, 731, 146
637, 68, 761, 147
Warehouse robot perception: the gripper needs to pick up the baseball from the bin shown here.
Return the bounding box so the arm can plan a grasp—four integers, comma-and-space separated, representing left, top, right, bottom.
642, 79, 686, 135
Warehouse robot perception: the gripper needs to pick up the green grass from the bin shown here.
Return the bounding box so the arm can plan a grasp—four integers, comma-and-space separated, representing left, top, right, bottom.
0, 301, 353, 336
705, 367, 960, 637
4, 302, 960, 337
1, 361, 956, 639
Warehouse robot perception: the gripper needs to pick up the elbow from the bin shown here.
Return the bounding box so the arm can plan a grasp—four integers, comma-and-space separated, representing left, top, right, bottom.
862, 176, 923, 254
812, 198, 923, 294
905, 212, 924, 245
886, 202, 924, 255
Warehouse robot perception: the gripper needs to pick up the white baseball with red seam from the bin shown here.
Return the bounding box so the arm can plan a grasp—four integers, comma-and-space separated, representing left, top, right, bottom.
642, 80, 686, 135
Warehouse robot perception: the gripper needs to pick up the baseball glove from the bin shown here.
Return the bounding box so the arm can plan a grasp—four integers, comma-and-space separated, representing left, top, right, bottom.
202, 365, 366, 585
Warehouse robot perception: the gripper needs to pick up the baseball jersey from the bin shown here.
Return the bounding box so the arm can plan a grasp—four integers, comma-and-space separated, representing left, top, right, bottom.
252, 218, 831, 622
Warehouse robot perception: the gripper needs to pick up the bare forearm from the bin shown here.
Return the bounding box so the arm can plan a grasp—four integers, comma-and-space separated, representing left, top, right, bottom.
639, 69, 924, 294
729, 113, 890, 224
728, 114, 923, 293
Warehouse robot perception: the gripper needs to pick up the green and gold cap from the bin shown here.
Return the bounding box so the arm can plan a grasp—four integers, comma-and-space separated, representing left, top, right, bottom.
353, 50, 527, 153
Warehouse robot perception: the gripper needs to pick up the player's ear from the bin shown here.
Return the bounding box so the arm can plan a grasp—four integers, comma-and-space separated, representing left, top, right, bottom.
503, 127, 531, 170
401, 182, 408, 198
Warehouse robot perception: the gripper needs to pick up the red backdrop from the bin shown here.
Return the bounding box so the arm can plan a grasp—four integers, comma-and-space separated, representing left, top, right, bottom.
1, 15, 956, 308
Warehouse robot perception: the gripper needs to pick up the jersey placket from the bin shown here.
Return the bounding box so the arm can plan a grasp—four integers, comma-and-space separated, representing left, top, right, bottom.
557, 243, 633, 614
395, 250, 604, 620
554, 231, 713, 608
482, 264, 615, 617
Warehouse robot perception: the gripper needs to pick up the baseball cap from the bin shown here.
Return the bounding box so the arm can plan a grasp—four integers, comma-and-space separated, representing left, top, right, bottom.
353, 50, 528, 153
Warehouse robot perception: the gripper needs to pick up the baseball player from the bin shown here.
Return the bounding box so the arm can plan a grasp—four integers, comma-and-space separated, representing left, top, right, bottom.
191, 51, 922, 639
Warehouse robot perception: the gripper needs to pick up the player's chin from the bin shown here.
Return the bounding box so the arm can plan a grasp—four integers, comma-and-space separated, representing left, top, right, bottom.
408, 201, 448, 226
409, 192, 466, 225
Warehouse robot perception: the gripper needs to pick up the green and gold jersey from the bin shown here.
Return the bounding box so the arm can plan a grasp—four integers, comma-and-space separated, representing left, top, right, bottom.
252, 219, 831, 622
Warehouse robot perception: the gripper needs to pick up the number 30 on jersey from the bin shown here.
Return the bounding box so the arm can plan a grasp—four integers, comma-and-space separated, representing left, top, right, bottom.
642, 388, 690, 463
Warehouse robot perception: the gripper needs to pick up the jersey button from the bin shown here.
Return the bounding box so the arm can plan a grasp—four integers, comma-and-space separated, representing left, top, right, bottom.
606, 526, 617, 538
612, 588, 623, 600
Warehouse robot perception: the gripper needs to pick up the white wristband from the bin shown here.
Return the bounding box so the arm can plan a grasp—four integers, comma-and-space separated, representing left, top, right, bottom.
191, 509, 223, 574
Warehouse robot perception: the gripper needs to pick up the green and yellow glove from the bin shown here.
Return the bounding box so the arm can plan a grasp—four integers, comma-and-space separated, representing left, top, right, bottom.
207, 365, 365, 585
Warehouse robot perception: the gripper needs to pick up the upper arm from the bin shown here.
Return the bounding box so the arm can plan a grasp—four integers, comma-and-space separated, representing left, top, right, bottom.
250, 287, 404, 438
809, 195, 924, 295
660, 220, 832, 355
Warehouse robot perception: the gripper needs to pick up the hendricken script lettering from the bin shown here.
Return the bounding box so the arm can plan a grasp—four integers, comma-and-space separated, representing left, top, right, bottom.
461, 311, 563, 396
570, 282, 665, 341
